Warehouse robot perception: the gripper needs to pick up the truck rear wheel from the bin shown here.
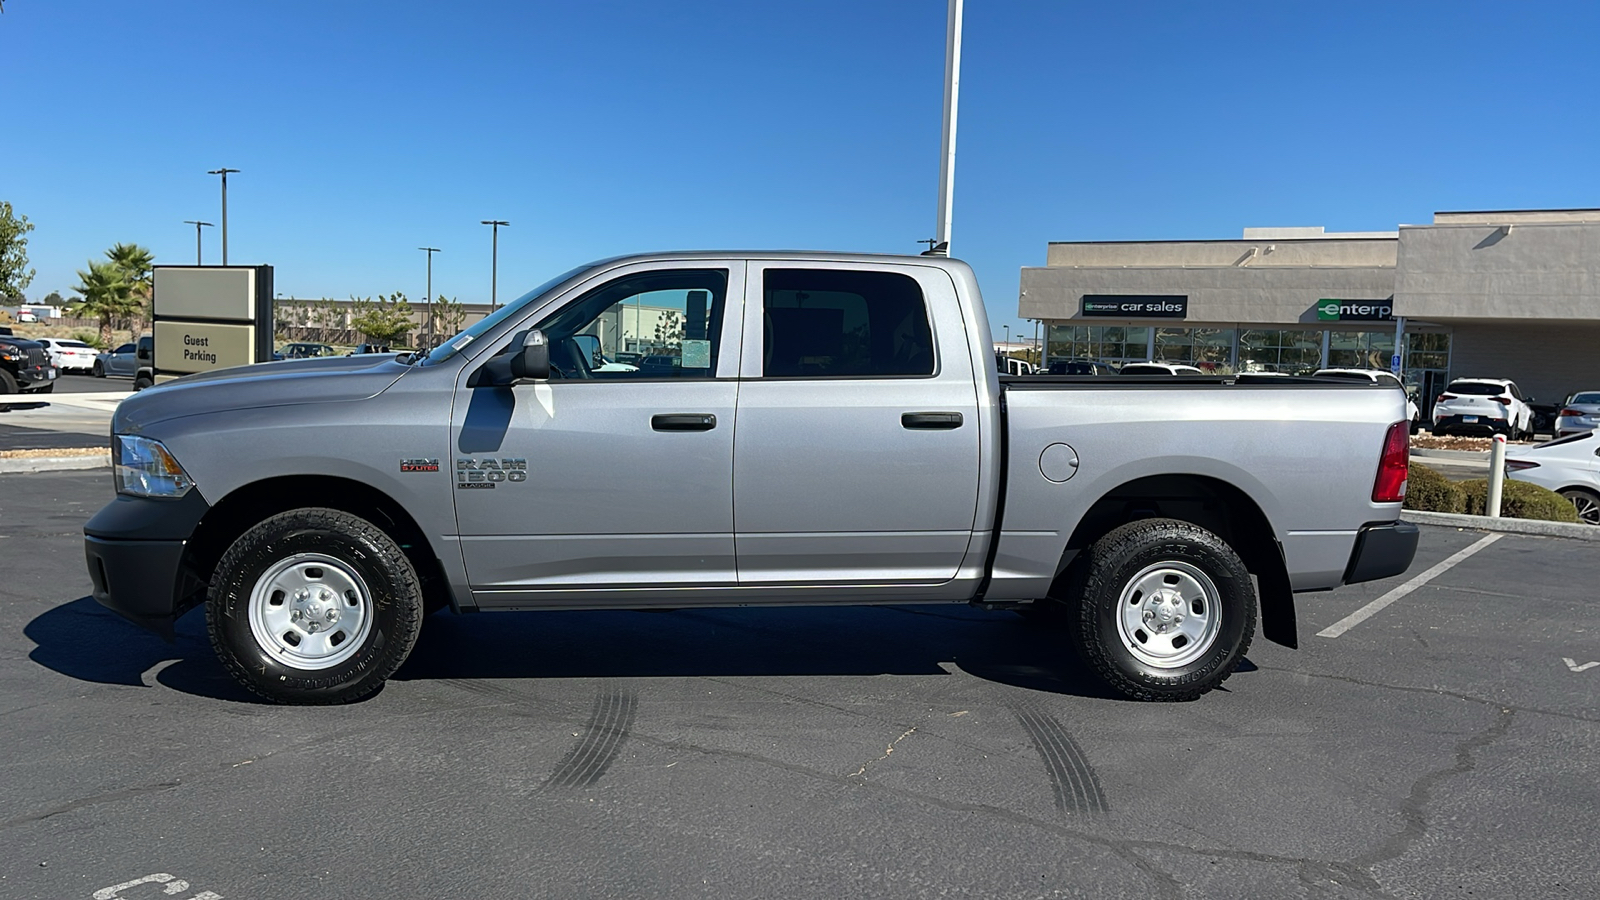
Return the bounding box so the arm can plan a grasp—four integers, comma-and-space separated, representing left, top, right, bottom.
206, 508, 424, 704
1067, 518, 1256, 701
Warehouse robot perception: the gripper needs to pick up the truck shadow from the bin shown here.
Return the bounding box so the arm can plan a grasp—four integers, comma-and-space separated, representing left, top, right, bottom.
27, 597, 1256, 703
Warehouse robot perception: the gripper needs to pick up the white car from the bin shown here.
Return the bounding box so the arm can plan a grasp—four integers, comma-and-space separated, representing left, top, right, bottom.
34, 337, 99, 373
1555, 391, 1600, 437
1119, 361, 1203, 376
1432, 377, 1535, 439
1506, 431, 1600, 525
1314, 368, 1421, 432
995, 354, 1037, 376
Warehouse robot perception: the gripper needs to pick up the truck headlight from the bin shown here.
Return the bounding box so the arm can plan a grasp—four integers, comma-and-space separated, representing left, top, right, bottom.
114, 435, 195, 499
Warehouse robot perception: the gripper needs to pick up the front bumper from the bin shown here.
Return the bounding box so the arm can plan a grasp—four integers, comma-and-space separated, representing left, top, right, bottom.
1343, 521, 1420, 584
83, 491, 210, 639
16, 364, 56, 390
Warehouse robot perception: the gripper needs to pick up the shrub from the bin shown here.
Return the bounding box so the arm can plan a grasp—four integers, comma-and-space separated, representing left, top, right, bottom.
1404, 463, 1465, 513
72, 331, 104, 349
1460, 479, 1581, 523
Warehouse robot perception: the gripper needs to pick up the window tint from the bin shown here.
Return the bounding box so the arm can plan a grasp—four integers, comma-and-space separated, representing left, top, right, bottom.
529, 268, 726, 379
761, 269, 933, 377
1570, 392, 1600, 404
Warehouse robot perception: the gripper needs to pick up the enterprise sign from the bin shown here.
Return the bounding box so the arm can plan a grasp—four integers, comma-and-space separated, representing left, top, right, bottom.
1080, 295, 1188, 318
1317, 299, 1394, 322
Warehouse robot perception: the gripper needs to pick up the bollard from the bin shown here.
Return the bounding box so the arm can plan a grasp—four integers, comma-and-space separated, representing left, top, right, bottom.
1487, 433, 1507, 518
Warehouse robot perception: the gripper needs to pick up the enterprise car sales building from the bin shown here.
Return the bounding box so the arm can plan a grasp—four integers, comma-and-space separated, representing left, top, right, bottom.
1019, 208, 1600, 415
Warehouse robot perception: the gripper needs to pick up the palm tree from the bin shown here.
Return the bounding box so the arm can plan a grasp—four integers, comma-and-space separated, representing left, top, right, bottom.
107, 243, 156, 328
71, 260, 137, 346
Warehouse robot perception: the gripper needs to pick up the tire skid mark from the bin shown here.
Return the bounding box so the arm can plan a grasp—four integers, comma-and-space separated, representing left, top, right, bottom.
1013, 705, 1109, 814
543, 686, 638, 789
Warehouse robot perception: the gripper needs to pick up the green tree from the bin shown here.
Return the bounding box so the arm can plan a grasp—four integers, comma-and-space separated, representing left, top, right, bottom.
42, 291, 63, 306
0, 201, 36, 300
106, 243, 156, 327
349, 292, 415, 346
70, 260, 138, 346
427, 294, 466, 341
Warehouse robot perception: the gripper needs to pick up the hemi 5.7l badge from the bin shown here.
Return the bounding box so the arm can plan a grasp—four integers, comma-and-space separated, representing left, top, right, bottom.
400, 458, 440, 473
456, 457, 528, 489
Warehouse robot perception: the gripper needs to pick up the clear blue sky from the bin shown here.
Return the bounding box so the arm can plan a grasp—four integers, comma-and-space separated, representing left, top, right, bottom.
5, 0, 1598, 340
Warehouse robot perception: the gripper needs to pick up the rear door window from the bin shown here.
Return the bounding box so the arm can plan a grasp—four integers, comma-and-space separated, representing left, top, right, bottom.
760, 269, 934, 378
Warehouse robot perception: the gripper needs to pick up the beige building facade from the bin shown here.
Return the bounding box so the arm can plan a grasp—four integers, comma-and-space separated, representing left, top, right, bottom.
1019, 209, 1600, 415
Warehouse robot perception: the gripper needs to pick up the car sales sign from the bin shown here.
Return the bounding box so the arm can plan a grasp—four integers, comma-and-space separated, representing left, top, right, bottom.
1080, 295, 1188, 318
1317, 299, 1394, 322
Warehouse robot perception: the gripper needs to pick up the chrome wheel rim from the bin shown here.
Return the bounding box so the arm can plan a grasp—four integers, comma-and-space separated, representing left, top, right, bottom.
247, 553, 373, 670
1568, 492, 1600, 526
1115, 561, 1223, 669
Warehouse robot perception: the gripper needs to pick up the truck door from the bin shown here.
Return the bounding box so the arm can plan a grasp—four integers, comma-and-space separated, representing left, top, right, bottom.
732, 262, 982, 585
450, 262, 745, 605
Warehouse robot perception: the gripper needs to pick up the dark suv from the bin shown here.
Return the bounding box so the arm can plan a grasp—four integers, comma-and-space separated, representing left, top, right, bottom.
0, 335, 58, 394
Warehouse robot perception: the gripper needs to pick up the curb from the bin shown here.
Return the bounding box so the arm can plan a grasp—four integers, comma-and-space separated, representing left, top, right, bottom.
1402, 509, 1600, 541
1411, 447, 1491, 461
0, 453, 110, 474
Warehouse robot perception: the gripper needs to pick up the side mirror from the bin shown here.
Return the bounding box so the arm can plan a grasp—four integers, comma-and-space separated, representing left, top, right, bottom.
509, 329, 550, 380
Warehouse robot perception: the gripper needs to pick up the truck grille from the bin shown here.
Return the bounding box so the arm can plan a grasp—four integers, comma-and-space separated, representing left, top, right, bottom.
26, 348, 47, 367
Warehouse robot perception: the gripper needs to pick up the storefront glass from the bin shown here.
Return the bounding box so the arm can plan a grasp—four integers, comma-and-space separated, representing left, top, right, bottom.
1328, 330, 1397, 371
1047, 325, 1150, 366
1238, 329, 1323, 374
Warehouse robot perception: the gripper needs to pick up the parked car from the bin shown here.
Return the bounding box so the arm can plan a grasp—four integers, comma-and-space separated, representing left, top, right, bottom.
1313, 369, 1421, 432
15, 310, 39, 323
95, 342, 138, 378
1555, 391, 1600, 437
0, 335, 58, 394
1046, 358, 1116, 376
1505, 431, 1600, 525
85, 250, 1417, 706
34, 337, 99, 374
281, 342, 338, 359
1120, 361, 1203, 376
995, 354, 1037, 376
1432, 377, 1536, 438
0, 325, 13, 336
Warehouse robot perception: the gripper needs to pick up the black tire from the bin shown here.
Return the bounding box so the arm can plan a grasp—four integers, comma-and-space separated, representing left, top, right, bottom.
0, 370, 15, 394
133, 372, 154, 390
1560, 489, 1600, 527
207, 508, 425, 704
1066, 518, 1256, 701
93, 361, 105, 377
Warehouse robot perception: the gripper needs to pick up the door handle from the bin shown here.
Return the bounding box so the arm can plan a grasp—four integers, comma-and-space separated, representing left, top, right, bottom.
652, 413, 717, 431
901, 411, 964, 430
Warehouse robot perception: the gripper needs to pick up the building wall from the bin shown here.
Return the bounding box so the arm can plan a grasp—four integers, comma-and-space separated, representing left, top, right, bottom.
1045, 237, 1397, 269
1396, 221, 1600, 320
1019, 265, 1397, 325
1445, 321, 1600, 405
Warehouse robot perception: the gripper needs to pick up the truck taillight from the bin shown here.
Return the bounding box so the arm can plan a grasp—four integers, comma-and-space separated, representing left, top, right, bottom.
1373, 421, 1409, 503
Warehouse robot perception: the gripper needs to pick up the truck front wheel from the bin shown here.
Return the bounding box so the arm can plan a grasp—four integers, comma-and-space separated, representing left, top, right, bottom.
1068, 518, 1256, 701
206, 508, 424, 704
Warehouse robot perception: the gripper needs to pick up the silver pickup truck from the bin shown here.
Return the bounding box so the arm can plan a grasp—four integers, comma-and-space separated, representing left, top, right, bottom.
84, 252, 1418, 704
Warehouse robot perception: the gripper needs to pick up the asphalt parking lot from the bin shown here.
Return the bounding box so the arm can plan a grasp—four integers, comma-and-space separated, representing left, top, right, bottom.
3, 470, 1597, 900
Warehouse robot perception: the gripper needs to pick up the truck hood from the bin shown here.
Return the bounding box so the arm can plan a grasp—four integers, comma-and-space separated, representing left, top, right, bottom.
113, 355, 413, 432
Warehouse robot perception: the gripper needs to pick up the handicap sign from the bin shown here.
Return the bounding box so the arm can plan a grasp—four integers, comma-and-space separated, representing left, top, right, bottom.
1390, 353, 1402, 373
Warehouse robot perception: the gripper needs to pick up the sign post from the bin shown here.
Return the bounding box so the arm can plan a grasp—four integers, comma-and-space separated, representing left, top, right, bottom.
151, 266, 274, 377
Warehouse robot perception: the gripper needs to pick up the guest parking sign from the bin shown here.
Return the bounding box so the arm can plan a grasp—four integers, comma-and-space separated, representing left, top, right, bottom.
151, 265, 274, 376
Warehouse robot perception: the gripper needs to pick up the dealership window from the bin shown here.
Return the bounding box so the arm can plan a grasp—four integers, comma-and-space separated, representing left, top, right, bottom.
1155, 327, 1236, 372
1238, 329, 1322, 374
1327, 330, 1397, 371
1047, 324, 1150, 366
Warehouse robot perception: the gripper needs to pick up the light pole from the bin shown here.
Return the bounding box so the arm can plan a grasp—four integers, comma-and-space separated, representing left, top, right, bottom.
1003, 324, 1010, 350
183, 220, 213, 264
481, 220, 509, 309
931, 0, 963, 255
206, 168, 240, 264
419, 246, 440, 338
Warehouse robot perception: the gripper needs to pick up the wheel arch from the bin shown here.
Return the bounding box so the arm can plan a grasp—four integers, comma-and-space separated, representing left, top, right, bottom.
1051, 473, 1298, 648
180, 475, 456, 617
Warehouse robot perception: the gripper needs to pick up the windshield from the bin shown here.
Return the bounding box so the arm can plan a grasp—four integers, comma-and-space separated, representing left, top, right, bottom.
421, 265, 594, 366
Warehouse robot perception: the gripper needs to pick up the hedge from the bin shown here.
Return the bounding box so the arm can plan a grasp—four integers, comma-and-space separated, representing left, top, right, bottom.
1459, 479, 1581, 523
1404, 463, 1465, 514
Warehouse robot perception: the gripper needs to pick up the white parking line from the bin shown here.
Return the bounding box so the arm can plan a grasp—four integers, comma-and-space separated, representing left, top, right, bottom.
1318, 533, 1503, 638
